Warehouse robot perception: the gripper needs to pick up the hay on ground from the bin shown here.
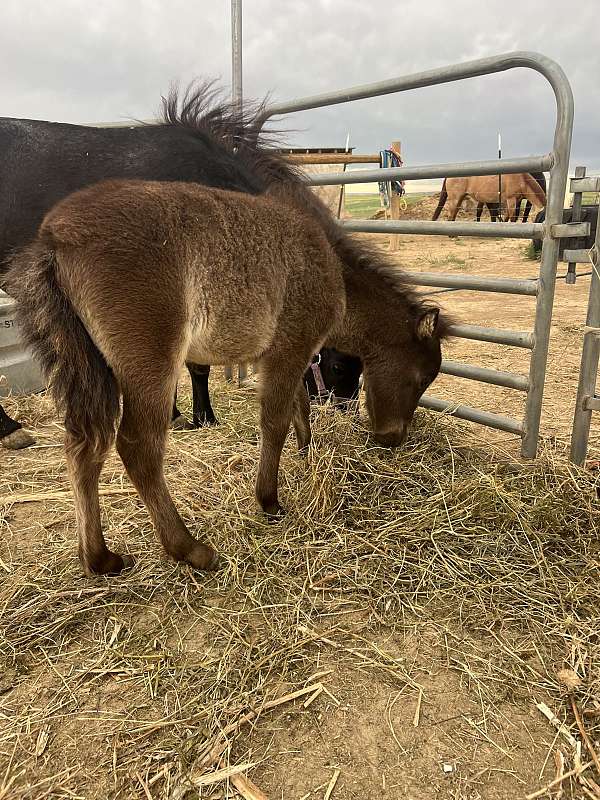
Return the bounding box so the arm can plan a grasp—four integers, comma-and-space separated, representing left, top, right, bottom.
0, 377, 599, 799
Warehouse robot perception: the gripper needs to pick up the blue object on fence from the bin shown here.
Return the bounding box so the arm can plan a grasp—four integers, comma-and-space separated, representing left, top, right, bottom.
378, 149, 406, 208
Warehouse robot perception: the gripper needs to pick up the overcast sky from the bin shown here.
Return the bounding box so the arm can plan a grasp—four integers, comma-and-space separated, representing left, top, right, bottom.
2, 1, 599, 176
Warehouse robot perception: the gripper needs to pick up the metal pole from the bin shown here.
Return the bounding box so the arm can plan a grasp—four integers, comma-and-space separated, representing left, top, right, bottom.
231, 0, 242, 112
342, 219, 545, 240
306, 155, 552, 186
498, 132, 502, 219
566, 166, 586, 284
229, 0, 245, 384
521, 65, 574, 457
570, 205, 600, 465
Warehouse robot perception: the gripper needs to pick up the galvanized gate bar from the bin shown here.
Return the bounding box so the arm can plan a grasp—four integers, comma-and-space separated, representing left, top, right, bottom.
440, 360, 529, 391
402, 271, 538, 295
419, 395, 524, 435
261, 51, 573, 458
307, 156, 552, 186
570, 177, 600, 193
260, 51, 571, 119
342, 219, 544, 240
563, 249, 592, 263
570, 198, 600, 463
552, 222, 591, 238
446, 323, 534, 349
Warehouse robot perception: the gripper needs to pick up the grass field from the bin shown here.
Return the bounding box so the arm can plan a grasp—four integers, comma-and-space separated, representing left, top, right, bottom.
344, 192, 432, 218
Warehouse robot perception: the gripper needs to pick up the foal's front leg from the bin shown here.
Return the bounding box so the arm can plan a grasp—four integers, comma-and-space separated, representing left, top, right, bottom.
255, 357, 312, 516
292, 383, 311, 453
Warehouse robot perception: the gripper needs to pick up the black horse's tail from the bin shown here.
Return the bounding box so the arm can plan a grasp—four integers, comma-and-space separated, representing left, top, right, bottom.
6, 238, 120, 455
432, 179, 448, 220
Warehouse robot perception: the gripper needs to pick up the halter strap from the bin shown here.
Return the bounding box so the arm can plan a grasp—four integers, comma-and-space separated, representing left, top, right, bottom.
310, 354, 329, 399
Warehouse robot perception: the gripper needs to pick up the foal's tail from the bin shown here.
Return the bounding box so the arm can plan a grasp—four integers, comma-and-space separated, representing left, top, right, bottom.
6, 239, 120, 456
432, 179, 448, 220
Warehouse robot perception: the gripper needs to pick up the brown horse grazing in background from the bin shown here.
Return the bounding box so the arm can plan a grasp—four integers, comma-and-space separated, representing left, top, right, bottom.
432, 173, 546, 222
8, 179, 448, 577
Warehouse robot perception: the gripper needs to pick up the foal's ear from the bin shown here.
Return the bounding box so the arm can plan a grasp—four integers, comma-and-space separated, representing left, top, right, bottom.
416, 308, 440, 339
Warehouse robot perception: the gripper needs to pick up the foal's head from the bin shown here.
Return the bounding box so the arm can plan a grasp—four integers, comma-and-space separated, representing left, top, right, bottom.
331, 238, 450, 447
362, 306, 443, 447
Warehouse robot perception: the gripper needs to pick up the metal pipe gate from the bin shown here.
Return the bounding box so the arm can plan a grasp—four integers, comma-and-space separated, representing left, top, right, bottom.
259, 51, 580, 458
569, 168, 600, 465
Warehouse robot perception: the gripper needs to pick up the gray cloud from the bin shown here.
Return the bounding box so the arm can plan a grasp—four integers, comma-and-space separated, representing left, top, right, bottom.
1, 0, 599, 169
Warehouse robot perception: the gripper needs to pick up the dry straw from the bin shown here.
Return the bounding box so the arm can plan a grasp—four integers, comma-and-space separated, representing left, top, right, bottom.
1, 377, 599, 798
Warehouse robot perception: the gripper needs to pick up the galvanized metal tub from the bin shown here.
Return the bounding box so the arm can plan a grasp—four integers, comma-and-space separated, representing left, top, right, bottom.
0, 291, 45, 397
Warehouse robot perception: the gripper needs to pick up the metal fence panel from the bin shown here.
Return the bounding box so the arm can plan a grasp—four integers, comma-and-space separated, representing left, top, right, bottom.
570, 167, 600, 464
261, 51, 574, 458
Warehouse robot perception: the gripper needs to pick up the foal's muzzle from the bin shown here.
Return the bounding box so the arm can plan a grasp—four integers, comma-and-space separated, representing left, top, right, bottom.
372, 427, 407, 448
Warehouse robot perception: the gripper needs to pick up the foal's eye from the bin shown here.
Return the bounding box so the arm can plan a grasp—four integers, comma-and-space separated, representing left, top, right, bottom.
332, 364, 344, 374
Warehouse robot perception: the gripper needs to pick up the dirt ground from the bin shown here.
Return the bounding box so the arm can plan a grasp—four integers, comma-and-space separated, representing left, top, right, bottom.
1, 202, 599, 800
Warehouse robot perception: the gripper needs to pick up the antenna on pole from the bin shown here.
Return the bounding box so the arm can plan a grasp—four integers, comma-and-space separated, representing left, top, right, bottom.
498, 132, 502, 218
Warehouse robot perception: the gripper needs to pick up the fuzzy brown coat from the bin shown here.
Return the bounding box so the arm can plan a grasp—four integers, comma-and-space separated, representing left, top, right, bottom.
8, 178, 446, 576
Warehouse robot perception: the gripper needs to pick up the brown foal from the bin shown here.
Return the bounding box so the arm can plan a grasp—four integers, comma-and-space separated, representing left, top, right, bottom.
9, 178, 448, 576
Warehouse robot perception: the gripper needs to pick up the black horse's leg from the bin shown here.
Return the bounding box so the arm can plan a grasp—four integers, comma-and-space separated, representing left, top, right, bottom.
0, 403, 36, 449
171, 385, 195, 430
476, 202, 484, 222
522, 200, 532, 223
187, 363, 218, 427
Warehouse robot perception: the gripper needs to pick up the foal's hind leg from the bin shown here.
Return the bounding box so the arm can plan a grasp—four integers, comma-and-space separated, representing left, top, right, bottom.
116, 383, 217, 570
171, 385, 195, 430
65, 432, 129, 576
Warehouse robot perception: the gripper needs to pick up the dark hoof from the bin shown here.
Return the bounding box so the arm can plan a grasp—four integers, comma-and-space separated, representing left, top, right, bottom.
1, 428, 36, 450
193, 414, 219, 428
171, 414, 196, 431
83, 551, 134, 577
263, 502, 285, 518
186, 541, 219, 570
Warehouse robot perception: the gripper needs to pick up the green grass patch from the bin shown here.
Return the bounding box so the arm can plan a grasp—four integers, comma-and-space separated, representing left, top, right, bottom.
344, 194, 382, 219
428, 254, 467, 269
524, 241, 540, 261
344, 192, 433, 219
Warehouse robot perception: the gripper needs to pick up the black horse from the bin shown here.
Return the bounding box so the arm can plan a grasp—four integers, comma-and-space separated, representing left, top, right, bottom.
0, 88, 360, 448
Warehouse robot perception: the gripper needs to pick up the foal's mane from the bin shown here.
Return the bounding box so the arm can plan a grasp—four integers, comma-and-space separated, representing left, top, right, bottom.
160, 83, 450, 337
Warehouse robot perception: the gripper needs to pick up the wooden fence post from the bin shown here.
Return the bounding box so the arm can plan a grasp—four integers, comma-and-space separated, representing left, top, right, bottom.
388, 140, 402, 252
